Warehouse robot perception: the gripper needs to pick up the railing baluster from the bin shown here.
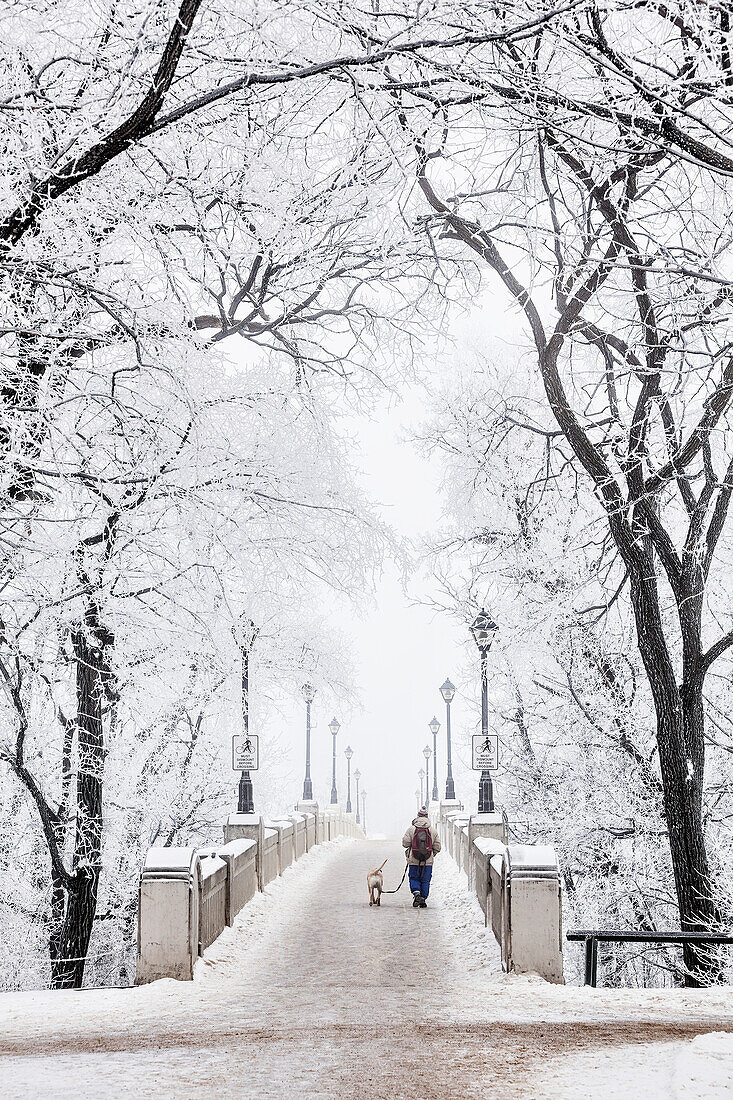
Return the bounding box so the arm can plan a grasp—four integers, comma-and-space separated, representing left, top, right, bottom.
584, 937, 598, 986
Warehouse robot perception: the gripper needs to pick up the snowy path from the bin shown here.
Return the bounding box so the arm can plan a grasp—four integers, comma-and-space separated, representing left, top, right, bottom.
2, 837, 733, 1098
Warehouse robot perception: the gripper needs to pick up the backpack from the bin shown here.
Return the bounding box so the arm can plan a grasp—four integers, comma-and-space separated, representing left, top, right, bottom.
411, 825, 433, 863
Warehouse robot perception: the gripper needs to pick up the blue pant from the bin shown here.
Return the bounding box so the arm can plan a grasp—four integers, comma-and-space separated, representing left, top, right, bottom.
409, 865, 433, 899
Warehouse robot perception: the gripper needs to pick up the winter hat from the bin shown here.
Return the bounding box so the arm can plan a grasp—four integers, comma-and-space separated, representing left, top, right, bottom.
419, 805, 428, 815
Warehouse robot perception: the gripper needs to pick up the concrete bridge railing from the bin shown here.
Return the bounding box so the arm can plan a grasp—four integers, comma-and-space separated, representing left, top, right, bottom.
199, 852, 228, 954
136, 803, 364, 985
433, 802, 564, 984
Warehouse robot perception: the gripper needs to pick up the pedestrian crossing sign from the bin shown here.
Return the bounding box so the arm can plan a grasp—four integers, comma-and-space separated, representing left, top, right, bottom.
232, 734, 259, 771
472, 734, 498, 771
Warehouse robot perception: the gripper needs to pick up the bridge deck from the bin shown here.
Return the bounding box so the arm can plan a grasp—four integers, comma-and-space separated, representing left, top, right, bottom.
1, 838, 732, 1098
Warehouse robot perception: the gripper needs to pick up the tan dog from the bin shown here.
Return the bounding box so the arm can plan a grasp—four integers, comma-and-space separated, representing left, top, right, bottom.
367, 859, 388, 906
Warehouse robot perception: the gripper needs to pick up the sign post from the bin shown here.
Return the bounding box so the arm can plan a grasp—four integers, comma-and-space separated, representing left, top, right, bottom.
232, 734, 260, 772
472, 733, 498, 772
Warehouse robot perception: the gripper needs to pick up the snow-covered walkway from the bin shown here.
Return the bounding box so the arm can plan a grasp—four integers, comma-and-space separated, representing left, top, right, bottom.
2, 837, 733, 1098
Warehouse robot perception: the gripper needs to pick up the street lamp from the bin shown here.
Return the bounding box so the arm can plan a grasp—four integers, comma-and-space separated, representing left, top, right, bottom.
418, 767, 425, 807
440, 677, 456, 800
471, 609, 498, 812
301, 683, 316, 801
428, 716, 440, 802
423, 744, 432, 806
345, 745, 354, 813
354, 768, 361, 823
329, 716, 340, 804
415, 789, 420, 812
233, 617, 258, 814
361, 789, 367, 834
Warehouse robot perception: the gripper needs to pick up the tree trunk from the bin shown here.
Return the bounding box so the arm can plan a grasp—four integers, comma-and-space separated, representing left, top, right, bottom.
48, 866, 66, 972
50, 625, 105, 989
629, 568, 719, 985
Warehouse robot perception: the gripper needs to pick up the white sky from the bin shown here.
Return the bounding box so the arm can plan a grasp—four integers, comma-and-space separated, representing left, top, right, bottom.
268, 381, 483, 838
254, 299, 524, 838
342, 392, 475, 837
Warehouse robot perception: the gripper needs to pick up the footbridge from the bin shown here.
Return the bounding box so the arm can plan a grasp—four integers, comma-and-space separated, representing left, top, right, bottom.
136, 800, 562, 988
136, 801, 362, 984
1, 803, 732, 1098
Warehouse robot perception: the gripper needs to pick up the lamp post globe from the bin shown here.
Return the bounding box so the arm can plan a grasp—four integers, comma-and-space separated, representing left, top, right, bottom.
301, 682, 316, 801
354, 768, 361, 824
418, 767, 425, 807
470, 609, 498, 652
440, 677, 456, 800
471, 610, 498, 813
344, 745, 354, 813
328, 717, 340, 804
428, 717, 440, 803
440, 679, 456, 703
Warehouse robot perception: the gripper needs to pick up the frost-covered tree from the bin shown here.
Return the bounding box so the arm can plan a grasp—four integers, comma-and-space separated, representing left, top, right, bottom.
421, 349, 733, 984
378, 1, 733, 983
0, 336, 388, 989
0, 1, 433, 988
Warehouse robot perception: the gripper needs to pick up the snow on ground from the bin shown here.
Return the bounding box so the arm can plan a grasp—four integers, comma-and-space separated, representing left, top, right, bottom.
0, 837, 732, 1098
432, 840, 504, 974
674, 1033, 733, 1098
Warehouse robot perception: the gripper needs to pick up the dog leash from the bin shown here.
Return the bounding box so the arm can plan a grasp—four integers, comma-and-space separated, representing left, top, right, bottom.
381, 860, 410, 894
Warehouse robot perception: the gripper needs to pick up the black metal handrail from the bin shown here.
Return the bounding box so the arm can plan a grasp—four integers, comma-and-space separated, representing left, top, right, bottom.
566, 929, 733, 987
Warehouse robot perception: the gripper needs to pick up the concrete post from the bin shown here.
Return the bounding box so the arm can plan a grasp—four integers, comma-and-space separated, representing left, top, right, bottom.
224, 812, 266, 891
439, 799, 464, 845
468, 812, 506, 888
468, 811, 506, 846
506, 844, 564, 984
297, 800, 320, 845
136, 848, 200, 985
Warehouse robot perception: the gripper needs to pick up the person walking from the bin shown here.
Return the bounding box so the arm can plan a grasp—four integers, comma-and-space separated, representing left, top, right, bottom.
402, 805, 441, 908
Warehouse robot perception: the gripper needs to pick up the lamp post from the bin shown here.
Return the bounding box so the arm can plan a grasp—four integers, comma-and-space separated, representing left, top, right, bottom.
233, 617, 258, 814
345, 745, 354, 812
440, 677, 456, 800
428, 717, 440, 802
361, 790, 367, 834
415, 789, 420, 812
329, 717, 340, 804
423, 744, 432, 806
418, 767, 425, 807
354, 769, 361, 823
301, 683, 315, 801
471, 609, 498, 812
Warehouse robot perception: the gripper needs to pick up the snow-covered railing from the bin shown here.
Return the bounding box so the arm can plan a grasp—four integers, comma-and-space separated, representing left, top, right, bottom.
291, 812, 307, 858
269, 819, 295, 873
318, 809, 360, 841
434, 803, 564, 984
219, 838, 257, 924
261, 827, 279, 887
136, 802, 364, 985
199, 853, 227, 953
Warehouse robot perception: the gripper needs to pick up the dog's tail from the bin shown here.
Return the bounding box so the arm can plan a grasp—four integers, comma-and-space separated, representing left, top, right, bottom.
376, 858, 388, 873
